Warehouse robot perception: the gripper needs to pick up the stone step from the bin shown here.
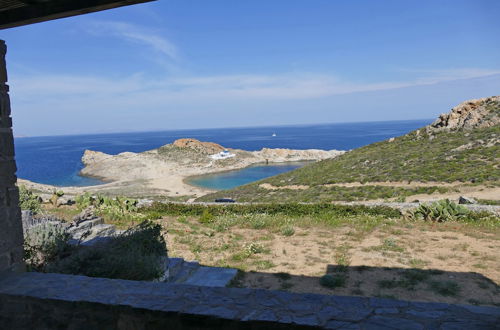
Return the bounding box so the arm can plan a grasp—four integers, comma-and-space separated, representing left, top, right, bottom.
183, 267, 238, 287
169, 261, 200, 284
167, 258, 185, 278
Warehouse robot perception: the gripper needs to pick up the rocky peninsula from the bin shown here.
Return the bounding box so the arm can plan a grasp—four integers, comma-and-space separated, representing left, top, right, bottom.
20, 139, 344, 199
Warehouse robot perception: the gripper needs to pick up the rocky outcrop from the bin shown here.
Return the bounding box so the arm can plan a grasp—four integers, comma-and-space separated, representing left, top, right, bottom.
21, 210, 118, 246
255, 148, 343, 161
428, 95, 500, 132
82, 150, 113, 165
172, 138, 225, 154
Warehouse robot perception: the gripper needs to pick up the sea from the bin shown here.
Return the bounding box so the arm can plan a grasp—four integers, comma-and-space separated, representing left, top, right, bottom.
15, 119, 431, 189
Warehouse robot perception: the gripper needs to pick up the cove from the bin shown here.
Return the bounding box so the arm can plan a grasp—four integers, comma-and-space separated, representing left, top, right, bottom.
187, 162, 310, 190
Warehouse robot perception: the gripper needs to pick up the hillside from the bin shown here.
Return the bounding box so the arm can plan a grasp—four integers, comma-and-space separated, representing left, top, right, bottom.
198, 96, 500, 202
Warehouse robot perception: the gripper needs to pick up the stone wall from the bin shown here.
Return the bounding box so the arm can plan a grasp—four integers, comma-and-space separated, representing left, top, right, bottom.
0, 272, 499, 329
0, 40, 24, 273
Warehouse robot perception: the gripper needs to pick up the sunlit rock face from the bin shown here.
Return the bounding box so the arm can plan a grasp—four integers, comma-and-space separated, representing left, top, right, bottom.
429, 96, 500, 132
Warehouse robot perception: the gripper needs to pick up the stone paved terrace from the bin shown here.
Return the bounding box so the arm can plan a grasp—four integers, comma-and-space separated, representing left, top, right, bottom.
0, 272, 499, 329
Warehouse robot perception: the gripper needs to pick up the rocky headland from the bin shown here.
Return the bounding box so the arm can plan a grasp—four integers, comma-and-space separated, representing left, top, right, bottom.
20, 139, 343, 199
199, 96, 500, 203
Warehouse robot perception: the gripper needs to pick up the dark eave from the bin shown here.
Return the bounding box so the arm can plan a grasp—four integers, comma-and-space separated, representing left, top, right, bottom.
0, 0, 155, 30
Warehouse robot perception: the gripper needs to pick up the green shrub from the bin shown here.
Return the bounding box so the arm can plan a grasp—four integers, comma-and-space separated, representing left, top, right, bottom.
199, 209, 214, 224
429, 280, 461, 296
18, 185, 42, 214
142, 202, 401, 218
75, 193, 144, 224
281, 225, 295, 236
245, 242, 266, 255
24, 222, 71, 271
319, 274, 347, 289
407, 199, 470, 222
48, 221, 167, 281
477, 199, 500, 206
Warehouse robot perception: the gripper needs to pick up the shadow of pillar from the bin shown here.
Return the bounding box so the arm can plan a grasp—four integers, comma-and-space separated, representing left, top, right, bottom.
0, 40, 24, 273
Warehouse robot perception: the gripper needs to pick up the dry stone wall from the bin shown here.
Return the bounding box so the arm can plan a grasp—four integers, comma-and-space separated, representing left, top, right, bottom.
0, 272, 499, 329
0, 40, 24, 273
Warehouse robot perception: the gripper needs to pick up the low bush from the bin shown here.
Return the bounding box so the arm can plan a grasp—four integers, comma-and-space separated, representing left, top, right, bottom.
19, 185, 42, 214
429, 280, 461, 296
319, 274, 347, 289
24, 222, 71, 271
75, 193, 146, 225
281, 225, 295, 236
141, 202, 401, 219
199, 209, 214, 224
47, 221, 167, 281
407, 199, 470, 222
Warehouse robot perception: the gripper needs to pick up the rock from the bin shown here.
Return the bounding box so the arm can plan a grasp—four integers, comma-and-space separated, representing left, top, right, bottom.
427, 96, 500, 132
137, 199, 154, 208
21, 210, 33, 229
81, 224, 116, 240
81, 150, 113, 165
49, 194, 58, 206
172, 138, 225, 154
256, 148, 344, 161
67, 217, 104, 236
458, 196, 477, 204
72, 206, 97, 225
388, 137, 395, 142
55, 198, 72, 207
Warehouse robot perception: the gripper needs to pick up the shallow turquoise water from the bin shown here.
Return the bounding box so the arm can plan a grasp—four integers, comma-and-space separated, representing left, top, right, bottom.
187, 162, 309, 190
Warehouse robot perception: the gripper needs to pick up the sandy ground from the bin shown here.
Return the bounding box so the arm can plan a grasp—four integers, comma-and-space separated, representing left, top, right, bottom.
30, 144, 342, 198
163, 216, 500, 306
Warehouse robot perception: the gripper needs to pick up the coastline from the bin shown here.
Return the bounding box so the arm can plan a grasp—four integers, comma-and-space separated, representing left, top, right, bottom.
18, 139, 344, 199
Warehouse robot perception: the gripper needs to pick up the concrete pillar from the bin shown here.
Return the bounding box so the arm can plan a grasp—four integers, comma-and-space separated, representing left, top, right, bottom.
0, 40, 24, 273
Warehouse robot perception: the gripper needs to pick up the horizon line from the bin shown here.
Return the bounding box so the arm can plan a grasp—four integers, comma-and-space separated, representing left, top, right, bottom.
14, 117, 433, 139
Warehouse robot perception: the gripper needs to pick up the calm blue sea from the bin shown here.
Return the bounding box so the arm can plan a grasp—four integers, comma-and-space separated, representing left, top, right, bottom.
14, 119, 431, 187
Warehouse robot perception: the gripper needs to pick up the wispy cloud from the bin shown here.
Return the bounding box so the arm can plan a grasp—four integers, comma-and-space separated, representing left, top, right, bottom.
399, 68, 500, 84
11, 68, 500, 104
84, 21, 179, 63
10, 67, 500, 135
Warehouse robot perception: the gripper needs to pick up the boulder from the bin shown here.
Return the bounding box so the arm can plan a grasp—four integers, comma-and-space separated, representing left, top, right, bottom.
72, 206, 98, 225
21, 210, 33, 229
55, 198, 74, 207
137, 199, 154, 208
458, 196, 477, 205
427, 96, 500, 132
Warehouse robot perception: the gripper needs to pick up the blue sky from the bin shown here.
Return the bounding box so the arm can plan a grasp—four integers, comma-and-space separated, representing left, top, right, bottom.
1, 0, 499, 136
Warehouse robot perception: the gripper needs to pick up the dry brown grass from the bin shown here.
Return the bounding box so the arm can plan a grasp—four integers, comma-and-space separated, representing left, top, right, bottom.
161, 215, 500, 306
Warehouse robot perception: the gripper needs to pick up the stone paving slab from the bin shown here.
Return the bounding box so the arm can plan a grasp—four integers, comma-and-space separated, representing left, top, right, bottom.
0, 272, 499, 329
183, 267, 238, 287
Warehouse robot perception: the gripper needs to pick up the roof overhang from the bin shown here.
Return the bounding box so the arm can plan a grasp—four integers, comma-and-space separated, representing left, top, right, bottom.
0, 0, 156, 30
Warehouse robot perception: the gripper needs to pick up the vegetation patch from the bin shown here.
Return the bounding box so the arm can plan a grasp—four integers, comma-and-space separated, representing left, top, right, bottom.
429, 281, 461, 297
320, 274, 347, 289
19, 185, 42, 214
198, 119, 500, 202
407, 199, 470, 222
141, 202, 402, 218
47, 221, 167, 281
24, 222, 72, 271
